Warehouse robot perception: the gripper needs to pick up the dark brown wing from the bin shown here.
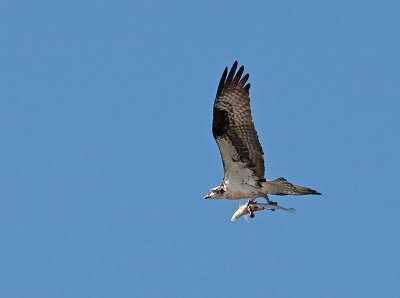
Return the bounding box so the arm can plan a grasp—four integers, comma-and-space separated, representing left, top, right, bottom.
212, 61, 265, 179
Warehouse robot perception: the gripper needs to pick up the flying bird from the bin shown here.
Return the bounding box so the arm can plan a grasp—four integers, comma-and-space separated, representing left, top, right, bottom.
204, 61, 321, 219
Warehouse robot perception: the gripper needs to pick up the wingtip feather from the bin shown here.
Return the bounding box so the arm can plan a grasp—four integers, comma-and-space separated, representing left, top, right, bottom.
225, 61, 238, 87
244, 83, 251, 93
216, 67, 228, 96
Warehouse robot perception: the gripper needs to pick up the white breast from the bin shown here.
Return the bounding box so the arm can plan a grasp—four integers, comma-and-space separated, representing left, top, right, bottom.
224, 169, 260, 199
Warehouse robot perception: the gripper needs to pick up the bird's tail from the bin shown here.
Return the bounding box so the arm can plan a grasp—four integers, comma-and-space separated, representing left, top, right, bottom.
262, 177, 321, 196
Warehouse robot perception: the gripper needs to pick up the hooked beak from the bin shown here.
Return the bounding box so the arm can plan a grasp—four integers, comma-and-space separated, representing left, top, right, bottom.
204, 195, 210, 199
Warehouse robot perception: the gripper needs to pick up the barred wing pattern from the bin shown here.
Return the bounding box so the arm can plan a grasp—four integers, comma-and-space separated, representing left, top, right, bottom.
212, 61, 265, 180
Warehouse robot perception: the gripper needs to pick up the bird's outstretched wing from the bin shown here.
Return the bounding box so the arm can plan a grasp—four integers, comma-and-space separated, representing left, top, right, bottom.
212, 61, 265, 180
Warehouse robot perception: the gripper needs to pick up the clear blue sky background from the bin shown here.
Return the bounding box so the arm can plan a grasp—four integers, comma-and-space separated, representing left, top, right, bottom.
1, 1, 399, 297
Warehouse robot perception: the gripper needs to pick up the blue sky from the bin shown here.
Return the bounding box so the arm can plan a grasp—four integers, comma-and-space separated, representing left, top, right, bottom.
1, 1, 399, 297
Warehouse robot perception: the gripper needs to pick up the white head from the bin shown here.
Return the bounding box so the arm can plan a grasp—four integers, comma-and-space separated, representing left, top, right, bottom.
204, 186, 225, 199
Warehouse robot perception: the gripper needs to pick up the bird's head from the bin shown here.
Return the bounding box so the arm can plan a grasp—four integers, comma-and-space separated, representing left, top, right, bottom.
204, 186, 224, 199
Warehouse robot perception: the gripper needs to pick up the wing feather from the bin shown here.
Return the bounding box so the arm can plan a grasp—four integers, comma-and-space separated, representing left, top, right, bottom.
212, 61, 265, 179
225, 61, 237, 88
238, 73, 249, 87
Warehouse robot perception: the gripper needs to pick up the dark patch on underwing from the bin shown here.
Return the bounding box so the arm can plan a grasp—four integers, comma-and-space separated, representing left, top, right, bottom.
212, 107, 229, 138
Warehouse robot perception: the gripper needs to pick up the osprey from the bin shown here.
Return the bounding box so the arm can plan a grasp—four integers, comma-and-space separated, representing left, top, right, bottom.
204, 61, 321, 217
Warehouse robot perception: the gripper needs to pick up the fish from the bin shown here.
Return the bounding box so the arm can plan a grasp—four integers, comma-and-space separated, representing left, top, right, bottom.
231, 201, 295, 221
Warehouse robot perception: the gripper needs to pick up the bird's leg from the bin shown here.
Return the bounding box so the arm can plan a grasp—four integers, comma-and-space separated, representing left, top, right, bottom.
263, 195, 277, 205
263, 195, 277, 211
